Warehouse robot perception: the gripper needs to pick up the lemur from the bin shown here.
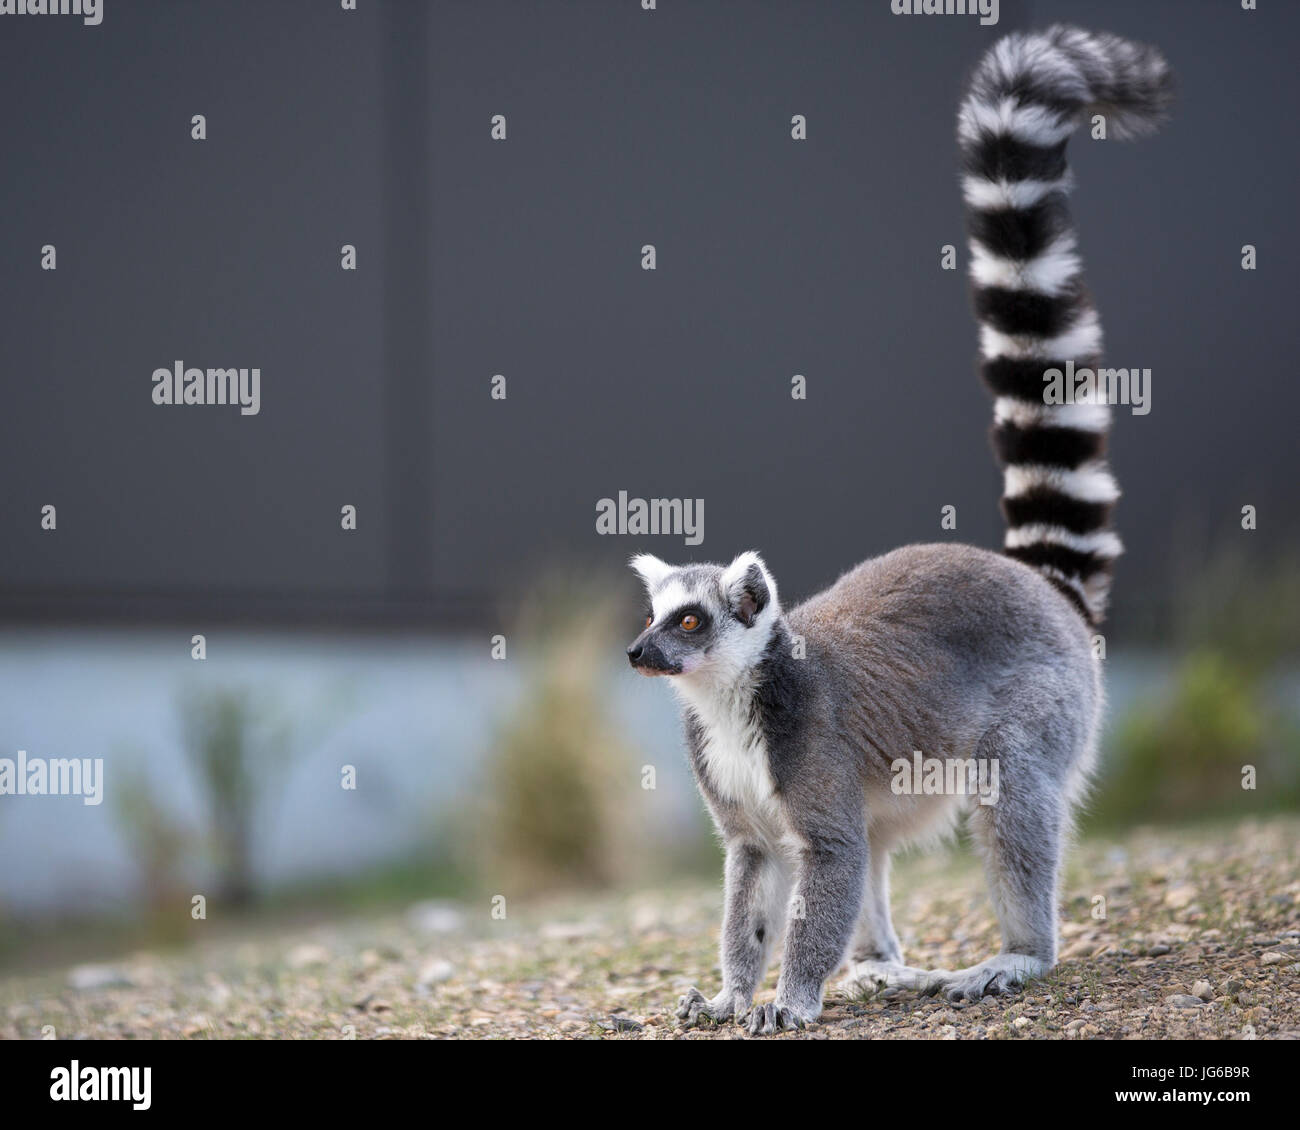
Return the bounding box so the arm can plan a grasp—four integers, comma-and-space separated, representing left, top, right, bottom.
625, 27, 1172, 1035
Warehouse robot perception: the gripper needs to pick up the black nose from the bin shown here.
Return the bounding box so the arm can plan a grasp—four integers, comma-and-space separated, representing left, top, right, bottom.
627, 643, 644, 664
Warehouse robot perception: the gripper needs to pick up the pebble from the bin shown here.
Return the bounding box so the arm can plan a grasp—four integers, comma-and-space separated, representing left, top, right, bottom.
1166, 994, 1204, 1009
286, 944, 331, 970
417, 959, 455, 986
1192, 980, 1214, 1001
406, 901, 465, 935
68, 964, 134, 990
541, 921, 602, 940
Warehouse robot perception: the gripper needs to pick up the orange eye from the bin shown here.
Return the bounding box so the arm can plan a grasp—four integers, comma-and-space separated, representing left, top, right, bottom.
680, 614, 700, 631
645, 615, 652, 627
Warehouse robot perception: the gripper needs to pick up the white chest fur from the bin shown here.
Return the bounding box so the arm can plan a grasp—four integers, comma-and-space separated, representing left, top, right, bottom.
677, 681, 791, 845
698, 713, 773, 810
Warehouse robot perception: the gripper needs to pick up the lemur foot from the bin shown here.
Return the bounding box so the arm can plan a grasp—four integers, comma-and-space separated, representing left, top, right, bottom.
839, 959, 942, 997
921, 954, 1049, 1002
745, 1001, 812, 1036
675, 986, 737, 1028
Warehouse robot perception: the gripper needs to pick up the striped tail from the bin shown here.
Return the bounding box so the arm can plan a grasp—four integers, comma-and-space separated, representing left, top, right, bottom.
958, 26, 1172, 625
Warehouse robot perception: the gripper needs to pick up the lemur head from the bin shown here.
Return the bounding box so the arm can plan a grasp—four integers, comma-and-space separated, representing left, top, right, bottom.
626, 551, 781, 684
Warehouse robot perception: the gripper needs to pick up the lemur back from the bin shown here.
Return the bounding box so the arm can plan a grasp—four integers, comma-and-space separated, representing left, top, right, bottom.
628, 26, 1172, 1035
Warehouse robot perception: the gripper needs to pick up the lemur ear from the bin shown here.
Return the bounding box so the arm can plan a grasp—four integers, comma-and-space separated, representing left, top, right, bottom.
630, 553, 673, 592
722, 550, 777, 628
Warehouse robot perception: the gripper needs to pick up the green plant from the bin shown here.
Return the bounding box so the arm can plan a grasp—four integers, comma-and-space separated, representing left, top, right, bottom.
112, 753, 192, 909
1093, 649, 1300, 826
469, 574, 649, 894
177, 686, 300, 906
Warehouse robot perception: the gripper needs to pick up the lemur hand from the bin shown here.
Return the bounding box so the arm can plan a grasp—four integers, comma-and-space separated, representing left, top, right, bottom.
675, 986, 744, 1028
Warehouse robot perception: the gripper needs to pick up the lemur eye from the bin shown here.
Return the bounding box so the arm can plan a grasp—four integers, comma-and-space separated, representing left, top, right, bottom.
680, 614, 700, 631
645, 615, 652, 628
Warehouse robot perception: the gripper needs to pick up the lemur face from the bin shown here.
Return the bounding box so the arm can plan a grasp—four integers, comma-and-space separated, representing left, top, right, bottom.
627, 551, 779, 681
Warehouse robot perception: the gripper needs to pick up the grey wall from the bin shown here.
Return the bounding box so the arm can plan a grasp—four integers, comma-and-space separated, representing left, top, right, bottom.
1, 0, 1295, 634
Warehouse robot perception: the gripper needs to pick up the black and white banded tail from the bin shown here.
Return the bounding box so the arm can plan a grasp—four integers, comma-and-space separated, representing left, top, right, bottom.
959, 26, 1172, 624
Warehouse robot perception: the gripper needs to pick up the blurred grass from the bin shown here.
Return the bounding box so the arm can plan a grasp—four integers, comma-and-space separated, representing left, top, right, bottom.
454, 572, 660, 895
1089, 552, 1300, 828
178, 685, 304, 906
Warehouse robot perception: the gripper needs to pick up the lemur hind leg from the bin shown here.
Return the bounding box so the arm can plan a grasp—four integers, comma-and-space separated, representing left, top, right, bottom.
849, 835, 903, 964
836, 833, 948, 998
923, 718, 1075, 1003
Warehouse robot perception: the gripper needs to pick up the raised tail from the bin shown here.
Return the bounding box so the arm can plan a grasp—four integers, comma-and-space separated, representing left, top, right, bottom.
958, 26, 1172, 625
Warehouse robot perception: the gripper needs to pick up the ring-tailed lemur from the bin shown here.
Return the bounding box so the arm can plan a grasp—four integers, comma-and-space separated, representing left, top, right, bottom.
626, 27, 1171, 1035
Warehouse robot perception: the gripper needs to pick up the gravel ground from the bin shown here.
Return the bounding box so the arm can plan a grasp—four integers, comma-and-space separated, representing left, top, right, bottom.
3, 817, 1297, 1040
